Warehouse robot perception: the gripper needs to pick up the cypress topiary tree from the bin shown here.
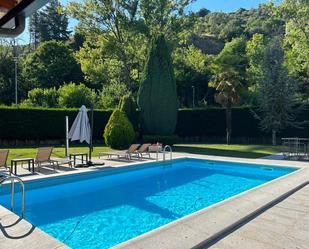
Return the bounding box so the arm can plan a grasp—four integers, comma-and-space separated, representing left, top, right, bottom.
103, 109, 135, 149
138, 35, 178, 135
118, 93, 139, 130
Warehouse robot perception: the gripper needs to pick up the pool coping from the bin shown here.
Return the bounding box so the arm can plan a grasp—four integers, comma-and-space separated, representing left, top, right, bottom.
1, 153, 309, 249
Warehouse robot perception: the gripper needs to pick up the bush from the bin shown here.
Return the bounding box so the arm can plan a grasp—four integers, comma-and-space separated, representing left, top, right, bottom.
142, 135, 180, 146
58, 83, 96, 108
22, 88, 59, 107
104, 109, 135, 149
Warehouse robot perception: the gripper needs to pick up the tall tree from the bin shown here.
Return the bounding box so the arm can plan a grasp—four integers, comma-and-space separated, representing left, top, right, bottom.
67, 0, 193, 91
256, 37, 299, 145
0, 39, 27, 104
210, 71, 241, 145
22, 41, 83, 89
0, 43, 15, 105
68, 0, 147, 90
245, 33, 268, 104
209, 37, 246, 144
140, 0, 194, 39
29, 0, 70, 43
279, 0, 309, 99
29, 12, 40, 46
246, 33, 268, 87
173, 45, 212, 107
138, 35, 178, 135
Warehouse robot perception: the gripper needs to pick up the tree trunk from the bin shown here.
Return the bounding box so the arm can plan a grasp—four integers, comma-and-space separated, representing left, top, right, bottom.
226, 107, 232, 145
272, 129, 277, 146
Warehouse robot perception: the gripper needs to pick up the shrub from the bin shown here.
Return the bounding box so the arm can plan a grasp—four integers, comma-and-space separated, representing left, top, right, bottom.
138, 35, 178, 135
22, 88, 59, 107
58, 82, 96, 108
103, 109, 135, 149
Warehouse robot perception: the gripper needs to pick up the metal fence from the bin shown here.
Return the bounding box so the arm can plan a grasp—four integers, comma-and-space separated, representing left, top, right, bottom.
282, 137, 309, 160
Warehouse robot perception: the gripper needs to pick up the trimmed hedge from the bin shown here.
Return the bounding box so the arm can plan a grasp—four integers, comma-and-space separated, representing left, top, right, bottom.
176, 107, 309, 140
0, 106, 308, 143
0, 106, 112, 140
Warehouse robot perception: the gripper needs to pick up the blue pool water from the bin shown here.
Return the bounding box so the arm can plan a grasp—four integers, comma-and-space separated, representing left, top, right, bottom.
0, 158, 296, 249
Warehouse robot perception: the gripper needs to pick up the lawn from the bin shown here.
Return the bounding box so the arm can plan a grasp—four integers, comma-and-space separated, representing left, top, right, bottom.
173, 144, 282, 159
2, 145, 111, 162
1, 143, 281, 162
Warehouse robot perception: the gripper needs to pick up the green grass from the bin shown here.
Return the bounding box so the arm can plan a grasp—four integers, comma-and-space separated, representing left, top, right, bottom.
2, 145, 111, 162
173, 143, 282, 159
1, 143, 281, 162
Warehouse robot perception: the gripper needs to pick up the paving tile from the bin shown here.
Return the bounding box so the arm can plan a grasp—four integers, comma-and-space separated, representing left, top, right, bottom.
258, 212, 297, 226
278, 234, 309, 249
234, 223, 286, 247
248, 217, 292, 234
277, 200, 309, 213
285, 229, 309, 242
267, 206, 307, 220
209, 233, 275, 249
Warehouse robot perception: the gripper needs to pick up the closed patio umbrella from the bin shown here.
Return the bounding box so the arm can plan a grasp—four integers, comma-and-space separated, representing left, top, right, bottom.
68, 105, 91, 166
68, 105, 91, 144
68, 105, 104, 166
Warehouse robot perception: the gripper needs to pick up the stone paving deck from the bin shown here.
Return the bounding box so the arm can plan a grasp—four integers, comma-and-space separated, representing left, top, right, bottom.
0, 205, 68, 249
209, 185, 309, 249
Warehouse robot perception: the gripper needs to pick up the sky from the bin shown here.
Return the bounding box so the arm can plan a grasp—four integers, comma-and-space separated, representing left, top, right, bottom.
18, 0, 273, 43
188, 0, 270, 12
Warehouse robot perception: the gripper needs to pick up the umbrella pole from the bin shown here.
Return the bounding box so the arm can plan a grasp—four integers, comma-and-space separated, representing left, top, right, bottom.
89, 106, 94, 164
87, 106, 104, 167
65, 116, 69, 158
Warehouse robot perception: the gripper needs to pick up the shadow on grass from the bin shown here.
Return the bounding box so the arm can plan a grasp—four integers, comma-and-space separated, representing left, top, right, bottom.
173, 145, 272, 159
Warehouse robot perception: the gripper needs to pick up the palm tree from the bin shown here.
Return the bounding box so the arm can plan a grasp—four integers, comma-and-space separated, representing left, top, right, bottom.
211, 71, 241, 144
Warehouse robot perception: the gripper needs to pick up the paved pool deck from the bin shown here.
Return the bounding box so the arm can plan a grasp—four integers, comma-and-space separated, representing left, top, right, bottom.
0, 205, 68, 249
210, 185, 309, 249
1, 152, 309, 249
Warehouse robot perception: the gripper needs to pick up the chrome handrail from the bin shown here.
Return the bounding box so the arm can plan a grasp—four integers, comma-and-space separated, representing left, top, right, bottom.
163, 145, 172, 161
0, 175, 25, 218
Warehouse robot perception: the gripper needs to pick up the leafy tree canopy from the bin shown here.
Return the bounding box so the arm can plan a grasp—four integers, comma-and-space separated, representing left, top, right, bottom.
58, 83, 96, 108
22, 40, 83, 89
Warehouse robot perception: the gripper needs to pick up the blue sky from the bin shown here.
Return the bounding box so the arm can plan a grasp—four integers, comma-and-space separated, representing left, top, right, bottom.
188, 0, 270, 12
18, 0, 273, 42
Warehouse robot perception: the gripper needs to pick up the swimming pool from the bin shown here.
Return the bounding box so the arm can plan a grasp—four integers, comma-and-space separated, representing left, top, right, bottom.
0, 158, 297, 249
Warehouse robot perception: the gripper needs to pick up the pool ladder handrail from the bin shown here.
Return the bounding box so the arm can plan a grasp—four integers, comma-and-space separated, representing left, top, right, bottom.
0, 174, 25, 218
163, 145, 172, 161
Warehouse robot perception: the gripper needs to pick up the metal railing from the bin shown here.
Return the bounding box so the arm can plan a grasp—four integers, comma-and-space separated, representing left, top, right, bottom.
163, 145, 173, 161
0, 174, 25, 218
282, 137, 309, 160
